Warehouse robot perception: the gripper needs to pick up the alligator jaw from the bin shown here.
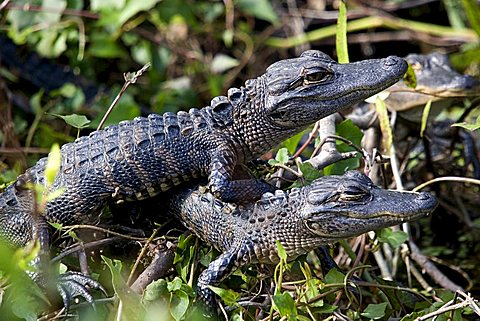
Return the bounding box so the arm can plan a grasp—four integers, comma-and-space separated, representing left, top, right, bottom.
302, 171, 438, 239
262, 52, 408, 128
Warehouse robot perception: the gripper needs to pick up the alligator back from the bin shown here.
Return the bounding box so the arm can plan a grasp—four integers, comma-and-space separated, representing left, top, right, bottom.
0, 108, 228, 236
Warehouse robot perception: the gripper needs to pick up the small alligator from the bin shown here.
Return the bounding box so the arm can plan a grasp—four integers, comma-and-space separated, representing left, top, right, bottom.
169, 171, 438, 310
386, 52, 479, 122
0, 51, 406, 307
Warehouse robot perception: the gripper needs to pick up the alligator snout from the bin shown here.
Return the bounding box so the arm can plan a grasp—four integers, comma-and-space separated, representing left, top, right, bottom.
382, 56, 408, 72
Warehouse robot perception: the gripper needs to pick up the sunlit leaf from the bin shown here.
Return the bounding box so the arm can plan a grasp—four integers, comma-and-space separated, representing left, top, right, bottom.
361, 302, 388, 319
209, 286, 240, 307
49, 113, 91, 129
403, 63, 417, 88
236, 0, 278, 24
169, 290, 189, 321
377, 228, 408, 248
272, 292, 297, 320
44, 144, 61, 186
211, 54, 239, 73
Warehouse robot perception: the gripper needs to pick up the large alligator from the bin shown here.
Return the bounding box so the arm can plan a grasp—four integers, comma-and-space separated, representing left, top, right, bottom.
0, 51, 406, 307
169, 171, 438, 311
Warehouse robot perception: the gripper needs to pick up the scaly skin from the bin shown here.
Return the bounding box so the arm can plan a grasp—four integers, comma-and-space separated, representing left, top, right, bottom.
169, 171, 438, 308
0, 51, 407, 245
0, 51, 407, 306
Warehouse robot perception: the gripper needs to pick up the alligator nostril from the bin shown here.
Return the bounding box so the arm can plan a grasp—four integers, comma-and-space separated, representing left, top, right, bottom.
418, 192, 431, 200
384, 56, 400, 66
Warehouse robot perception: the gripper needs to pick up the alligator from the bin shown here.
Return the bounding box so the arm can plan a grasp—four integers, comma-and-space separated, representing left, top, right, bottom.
385, 52, 479, 122
0, 51, 406, 308
168, 170, 438, 311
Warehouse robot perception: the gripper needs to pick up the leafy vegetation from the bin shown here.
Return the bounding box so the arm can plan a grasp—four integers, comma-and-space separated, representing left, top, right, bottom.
1, 0, 480, 320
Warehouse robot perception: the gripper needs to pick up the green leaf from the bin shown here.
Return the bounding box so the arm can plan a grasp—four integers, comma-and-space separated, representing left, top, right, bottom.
272, 292, 297, 320
50, 83, 77, 98
102, 256, 145, 321
377, 228, 408, 248
335, 0, 349, 64
236, 0, 278, 24
39, 0, 67, 24
298, 162, 322, 184
324, 268, 345, 284
36, 29, 68, 58
275, 148, 290, 164
46, 187, 65, 202
143, 279, 168, 301
91, 0, 126, 10
282, 130, 306, 155
209, 286, 241, 307
89, 36, 127, 58
170, 290, 190, 321
49, 113, 91, 129
30, 90, 44, 114
420, 99, 432, 138
361, 302, 388, 319
461, 0, 480, 36
44, 144, 61, 186
167, 277, 183, 292
403, 63, 417, 88
210, 54, 239, 73
452, 115, 480, 131
275, 240, 287, 262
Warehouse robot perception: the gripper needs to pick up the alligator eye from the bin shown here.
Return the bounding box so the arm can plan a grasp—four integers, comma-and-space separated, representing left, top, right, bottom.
338, 187, 368, 201
303, 71, 329, 85
270, 110, 287, 120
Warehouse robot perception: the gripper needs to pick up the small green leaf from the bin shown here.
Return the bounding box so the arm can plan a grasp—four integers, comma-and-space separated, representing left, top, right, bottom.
143, 279, 168, 301
420, 99, 432, 138
46, 187, 65, 202
170, 290, 190, 321
272, 292, 297, 320
403, 63, 417, 88
208, 286, 240, 307
167, 277, 183, 292
324, 268, 345, 284
452, 115, 480, 131
282, 130, 306, 155
49, 113, 91, 129
102, 256, 144, 321
44, 144, 61, 186
51, 83, 77, 98
377, 228, 408, 248
275, 148, 290, 164
211, 54, 239, 73
361, 302, 388, 319
298, 162, 322, 183
275, 240, 287, 262
236, 0, 279, 24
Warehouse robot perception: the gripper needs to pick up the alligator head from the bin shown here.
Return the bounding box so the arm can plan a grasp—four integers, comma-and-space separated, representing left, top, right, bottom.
385, 52, 480, 121
301, 171, 438, 239
225, 50, 407, 157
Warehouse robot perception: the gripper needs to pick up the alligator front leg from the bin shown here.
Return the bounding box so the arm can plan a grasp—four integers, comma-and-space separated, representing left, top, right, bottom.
208, 150, 274, 203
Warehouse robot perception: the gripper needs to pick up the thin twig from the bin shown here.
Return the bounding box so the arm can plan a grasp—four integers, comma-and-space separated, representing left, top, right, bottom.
97, 63, 151, 131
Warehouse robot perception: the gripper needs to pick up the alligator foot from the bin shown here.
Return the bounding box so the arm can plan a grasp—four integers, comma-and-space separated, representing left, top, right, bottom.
55, 271, 106, 309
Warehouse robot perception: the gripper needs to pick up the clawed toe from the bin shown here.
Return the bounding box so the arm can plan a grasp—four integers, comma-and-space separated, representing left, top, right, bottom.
56, 271, 106, 309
